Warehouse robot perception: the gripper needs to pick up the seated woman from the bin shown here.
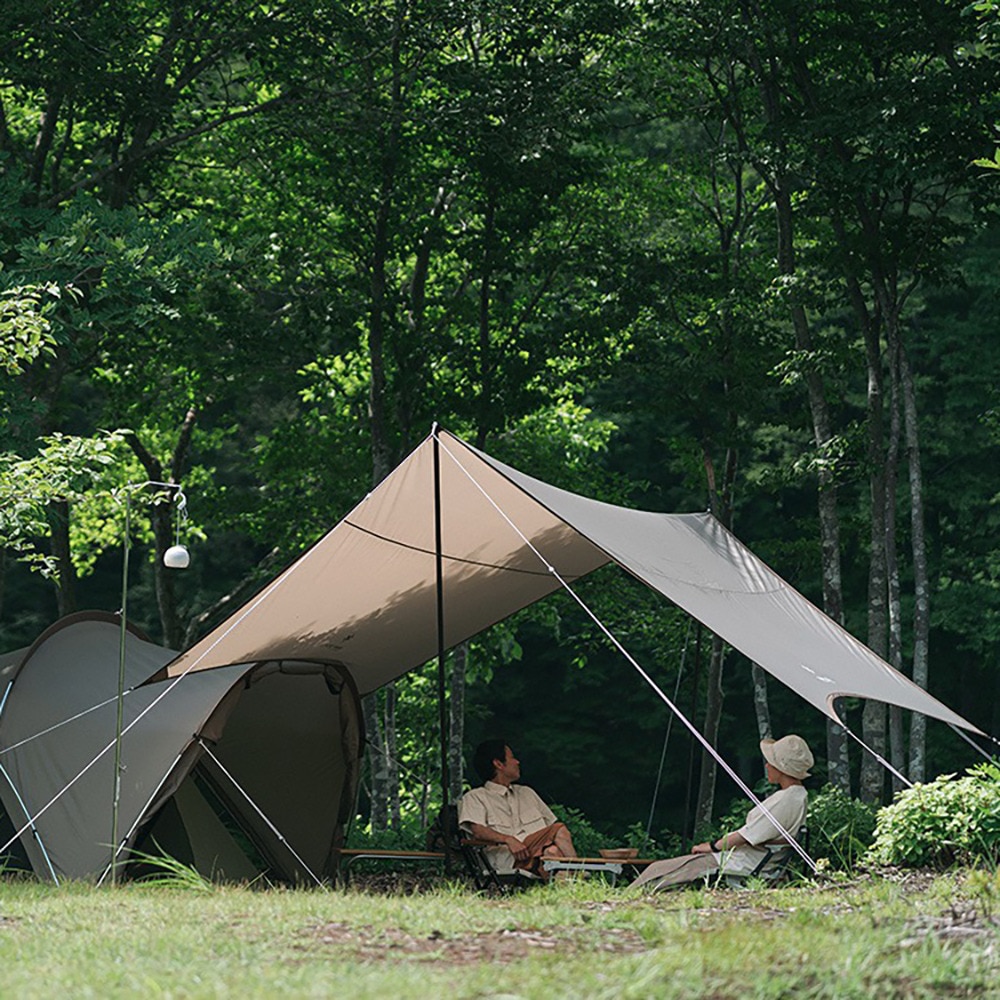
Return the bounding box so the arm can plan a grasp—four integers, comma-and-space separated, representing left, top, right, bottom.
631, 734, 813, 892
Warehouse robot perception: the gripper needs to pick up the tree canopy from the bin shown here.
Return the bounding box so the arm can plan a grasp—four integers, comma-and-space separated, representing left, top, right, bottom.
2, 0, 999, 842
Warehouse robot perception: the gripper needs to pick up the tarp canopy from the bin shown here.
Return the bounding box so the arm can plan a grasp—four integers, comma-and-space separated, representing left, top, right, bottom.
164, 429, 981, 736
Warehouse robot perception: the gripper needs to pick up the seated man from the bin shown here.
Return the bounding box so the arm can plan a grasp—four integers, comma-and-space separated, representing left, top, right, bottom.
458, 739, 576, 877
631, 734, 813, 892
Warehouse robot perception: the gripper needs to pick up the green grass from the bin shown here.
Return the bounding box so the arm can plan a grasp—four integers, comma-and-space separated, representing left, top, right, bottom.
1, 871, 999, 998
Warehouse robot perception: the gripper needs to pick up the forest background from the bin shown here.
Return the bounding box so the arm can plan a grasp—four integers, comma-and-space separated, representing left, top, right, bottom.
2, 0, 1000, 851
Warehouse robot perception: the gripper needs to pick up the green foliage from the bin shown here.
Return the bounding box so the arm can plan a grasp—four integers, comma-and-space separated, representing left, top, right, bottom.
0, 431, 126, 575
623, 820, 676, 858
126, 847, 215, 892
548, 803, 605, 857
345, 811, 430, 853
0, 283, 61, 374
807, 785, 878, 871
866, 763, 1000, 869
1, 0, 1000, 841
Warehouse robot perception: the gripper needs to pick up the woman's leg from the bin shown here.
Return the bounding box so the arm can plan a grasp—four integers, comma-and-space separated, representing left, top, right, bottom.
629, 853, 719, 890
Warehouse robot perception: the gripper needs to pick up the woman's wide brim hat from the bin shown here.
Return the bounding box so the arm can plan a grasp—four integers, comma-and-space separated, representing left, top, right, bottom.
760, 734, 814, 779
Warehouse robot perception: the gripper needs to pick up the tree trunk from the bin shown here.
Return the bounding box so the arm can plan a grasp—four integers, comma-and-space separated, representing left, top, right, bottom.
385, 682, 400, 830
860, 317, 889, 804
362, 694, 389, 831
899, 344, 930, 782
772, 183, 851, 793
363, 10, 405, 829
750, 662, 771, 742
48, 499, 77, 617
885, 336, 906, 794
694, 632, 726, 837
151, 495, 185, 649
885, 342, 906, 792
693, 446, 734, 833
126, 409, 196, 649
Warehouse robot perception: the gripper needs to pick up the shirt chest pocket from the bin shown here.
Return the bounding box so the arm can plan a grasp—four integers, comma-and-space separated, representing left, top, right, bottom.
512, 798, 547, 830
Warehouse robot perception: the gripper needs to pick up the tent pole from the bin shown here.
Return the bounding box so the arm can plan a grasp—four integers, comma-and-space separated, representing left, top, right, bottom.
0, 760, 59, 883
432, 427, 451, 869
111, 490, 132, 886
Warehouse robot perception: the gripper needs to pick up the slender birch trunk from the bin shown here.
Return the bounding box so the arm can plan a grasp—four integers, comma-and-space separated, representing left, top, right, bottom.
899, 344, 930, 782
363, 7, 405, 830
774, 184, 851, 792
385, 682, 400, 830
693, 447, 734, 833
751, 663, 771, 742
362, 694, 389, 831
885, 340, 906, 791
860, 318, 889, 804
694, 632, 726, 837
48, 499, 77, 617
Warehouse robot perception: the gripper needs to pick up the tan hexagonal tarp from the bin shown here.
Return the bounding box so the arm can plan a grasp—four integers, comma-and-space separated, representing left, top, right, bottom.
165, 429, 980, 735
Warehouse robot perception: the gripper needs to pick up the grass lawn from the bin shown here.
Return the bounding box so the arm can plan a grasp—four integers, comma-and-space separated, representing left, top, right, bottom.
1, 869, 999, 998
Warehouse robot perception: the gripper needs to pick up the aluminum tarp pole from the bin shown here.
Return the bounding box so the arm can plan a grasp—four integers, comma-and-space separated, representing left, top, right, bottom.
432, 425, 451, 868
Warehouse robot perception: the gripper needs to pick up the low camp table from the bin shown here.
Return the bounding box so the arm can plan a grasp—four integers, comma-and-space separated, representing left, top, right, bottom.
540, 856, 655, 885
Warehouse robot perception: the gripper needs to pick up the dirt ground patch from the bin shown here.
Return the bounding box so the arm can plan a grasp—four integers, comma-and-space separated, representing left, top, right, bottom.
307, 920, 648, 965
900, 901, 1000, 948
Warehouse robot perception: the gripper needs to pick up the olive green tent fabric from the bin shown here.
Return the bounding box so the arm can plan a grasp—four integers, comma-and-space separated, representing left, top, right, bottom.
0, 614, 363, 883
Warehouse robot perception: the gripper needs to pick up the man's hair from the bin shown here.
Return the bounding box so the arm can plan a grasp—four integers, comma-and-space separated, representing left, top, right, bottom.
473, 739, 508, 784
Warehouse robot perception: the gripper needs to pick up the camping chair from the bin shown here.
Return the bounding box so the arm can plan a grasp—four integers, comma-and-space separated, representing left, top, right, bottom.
719, 827, 810, 888
432, 803, 543, 893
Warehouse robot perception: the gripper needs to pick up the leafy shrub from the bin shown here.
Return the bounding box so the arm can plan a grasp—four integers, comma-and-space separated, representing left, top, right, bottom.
807, 785, 878, 870
866, 763, 1000, 869
624, 820, 683, 858
345, 812, 428, 851
550, 803, 606, 857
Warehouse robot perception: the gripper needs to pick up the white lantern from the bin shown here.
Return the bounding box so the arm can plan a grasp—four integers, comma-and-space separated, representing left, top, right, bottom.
163, 544, 191, 569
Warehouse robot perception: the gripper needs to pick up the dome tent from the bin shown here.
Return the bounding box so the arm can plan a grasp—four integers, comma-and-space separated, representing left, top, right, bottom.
0, 613, 361, 883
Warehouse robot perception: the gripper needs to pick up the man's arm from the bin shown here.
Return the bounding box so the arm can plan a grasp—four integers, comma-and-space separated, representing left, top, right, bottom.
463, 822, 531, 861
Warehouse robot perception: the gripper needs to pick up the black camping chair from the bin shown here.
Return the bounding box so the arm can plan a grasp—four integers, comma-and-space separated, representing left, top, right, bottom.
720, 826, 810, 888
429, 802, 543, 893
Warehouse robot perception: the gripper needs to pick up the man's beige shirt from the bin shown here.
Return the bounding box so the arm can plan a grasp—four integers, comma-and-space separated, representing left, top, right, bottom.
458, 780, 557, 872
